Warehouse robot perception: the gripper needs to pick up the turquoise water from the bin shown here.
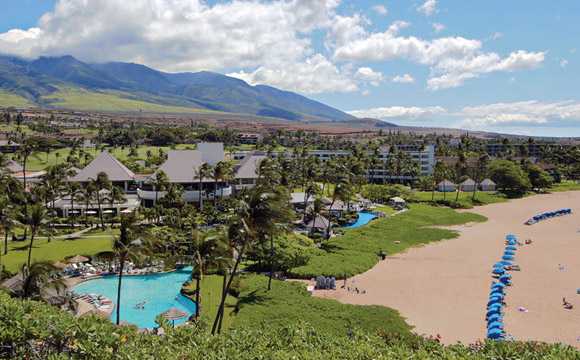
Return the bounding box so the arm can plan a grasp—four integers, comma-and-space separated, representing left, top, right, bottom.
346, 212, 378, 228
74, 267, 196, 328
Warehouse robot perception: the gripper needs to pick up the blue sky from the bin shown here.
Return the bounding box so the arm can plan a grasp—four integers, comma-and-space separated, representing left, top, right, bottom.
0, 0, 578, 137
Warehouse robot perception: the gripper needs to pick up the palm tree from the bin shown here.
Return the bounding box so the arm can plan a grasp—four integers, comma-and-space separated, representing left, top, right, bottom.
91, 172, 111, 228
190, 230, 230, 317
0, 195, 18, 263
26, 203, 54, 267
17, 261, 68, 304
164, 183, 185, 208
195, 163, 212, 208
149, 170, 169, 205
96, 212, 155, 325
306, 198, 328, 235
64, 181, 82, 228
211, 161, 230, 208
77, 184, 95, 227
16, 138, 40, 192
106, 186, 126, 225
326, 178, 352, 239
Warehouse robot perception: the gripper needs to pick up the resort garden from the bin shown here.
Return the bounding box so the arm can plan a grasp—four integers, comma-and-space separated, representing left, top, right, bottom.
2, 121, 580, 358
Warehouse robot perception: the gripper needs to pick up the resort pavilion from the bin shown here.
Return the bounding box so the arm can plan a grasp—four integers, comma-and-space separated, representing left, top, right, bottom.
137, 143, 232, 207
438, 179, 456, 192
233, 150, 267, 190
459, 178, 477, 192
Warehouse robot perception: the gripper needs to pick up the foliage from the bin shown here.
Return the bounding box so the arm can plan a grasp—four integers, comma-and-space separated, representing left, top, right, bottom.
234, 275, 412, 337
525, 164, 553, 189
289, 204, 486, 278
488, 160, 531, 191
249, 234, 316, 272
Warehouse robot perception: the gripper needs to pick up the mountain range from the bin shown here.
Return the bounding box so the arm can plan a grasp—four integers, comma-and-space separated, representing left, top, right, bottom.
0, 55, 354, 122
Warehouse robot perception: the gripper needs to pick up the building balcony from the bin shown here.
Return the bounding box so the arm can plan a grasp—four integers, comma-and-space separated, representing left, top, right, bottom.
137, 186, 232, 202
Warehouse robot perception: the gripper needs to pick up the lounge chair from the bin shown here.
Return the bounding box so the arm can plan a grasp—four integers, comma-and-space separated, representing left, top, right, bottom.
330, 277, 336, 290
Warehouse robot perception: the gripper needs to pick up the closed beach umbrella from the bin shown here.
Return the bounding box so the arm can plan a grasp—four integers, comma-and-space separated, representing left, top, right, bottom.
507, 241, 518, 245
502, 255, 514, 260
504, 250, 515, 255
499, 260, 512, 266
505, 246, 517, 250
506, 235, 516, 240
493, 263, 504, 268
493, 268, 505, 274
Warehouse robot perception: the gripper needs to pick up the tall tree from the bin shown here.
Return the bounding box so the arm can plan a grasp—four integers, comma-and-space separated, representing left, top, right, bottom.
26, 203, 54, 267
149, 170, 169, 205
91, 172, 111, 228
64, 181, 82, 228
96, 212, 155, 325
195, 163, 212, 208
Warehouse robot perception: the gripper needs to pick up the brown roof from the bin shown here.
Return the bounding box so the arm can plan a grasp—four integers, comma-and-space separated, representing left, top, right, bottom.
159, 307, 189, 320
535, 162, 556, 170
0, 273, 23, 293
70, 151, 134, 182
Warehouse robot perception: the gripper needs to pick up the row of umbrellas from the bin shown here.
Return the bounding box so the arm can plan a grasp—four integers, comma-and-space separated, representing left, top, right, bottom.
486, 234, 519, 340
532, 209, 572, 221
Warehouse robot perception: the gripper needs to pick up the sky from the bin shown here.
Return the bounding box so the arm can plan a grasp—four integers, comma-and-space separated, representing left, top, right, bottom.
0, 0, 579, 137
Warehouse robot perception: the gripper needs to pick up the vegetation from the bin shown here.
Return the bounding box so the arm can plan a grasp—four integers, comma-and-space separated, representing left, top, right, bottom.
234, 275, 411, 337
289, 204, 487, 278
2, 292, 580, 359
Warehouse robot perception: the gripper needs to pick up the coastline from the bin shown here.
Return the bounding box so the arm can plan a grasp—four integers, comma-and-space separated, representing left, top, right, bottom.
313, 191, 580, 346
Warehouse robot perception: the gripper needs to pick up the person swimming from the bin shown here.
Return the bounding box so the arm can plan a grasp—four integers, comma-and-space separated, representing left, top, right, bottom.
133, 301, 146, 309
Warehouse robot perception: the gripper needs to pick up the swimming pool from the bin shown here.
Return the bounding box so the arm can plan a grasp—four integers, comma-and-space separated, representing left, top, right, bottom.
346, 212, 378, 228
74, 267, 196, 328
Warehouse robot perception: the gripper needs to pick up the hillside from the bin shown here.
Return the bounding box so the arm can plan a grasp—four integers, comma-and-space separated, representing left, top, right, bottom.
0, 55, 354, 122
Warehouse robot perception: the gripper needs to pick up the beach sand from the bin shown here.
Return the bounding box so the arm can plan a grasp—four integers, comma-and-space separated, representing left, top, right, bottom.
313, 191, 580, 346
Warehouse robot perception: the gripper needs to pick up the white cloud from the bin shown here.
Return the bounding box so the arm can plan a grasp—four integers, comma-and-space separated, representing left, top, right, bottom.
571, 48, 577, 53
431, 22, 446, 34
0, 0, 357, 94
362, 89, 371, 95
355, 67, 384, 81
491, 32, 503, 40
418, 0, 439, 17
347, 105, 446, 120
508, 77, 516, 85
454, 100, 580, 128
392, 74, 415, 83
372, 5, 387, 15
561, 59, 569, 68
332, 19, 546, 90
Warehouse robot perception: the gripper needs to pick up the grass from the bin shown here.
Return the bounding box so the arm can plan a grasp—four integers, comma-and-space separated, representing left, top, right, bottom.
233, 275, 412, 337
0, 236, 112, 273
289, 204, 487, 278
0, 90, 34, 108
547, 180, 580, 192
183, 274, 237, 330
412, 189, 531, 209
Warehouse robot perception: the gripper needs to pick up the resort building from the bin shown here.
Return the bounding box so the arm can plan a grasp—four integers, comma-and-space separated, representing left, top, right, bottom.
233, 145, 435, 185
0, 139, 21, 153
460, 179, 477, 192
137, 143, 232, 207
237, 133, 264, 144
69, 151, 136, 192
438, 180, 456, 192
233, 150, 268, 190
480, 179, 496, 191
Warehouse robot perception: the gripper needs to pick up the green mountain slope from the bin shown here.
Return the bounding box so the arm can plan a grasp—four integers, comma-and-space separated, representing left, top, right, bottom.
0, 55, 354, 122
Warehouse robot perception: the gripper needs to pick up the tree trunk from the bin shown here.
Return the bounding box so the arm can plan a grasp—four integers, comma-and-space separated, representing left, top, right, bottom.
268, 232, 274, 291
4, 231, 8, 255
218, 271, 227, 331
116, 257, 125, 325
195, 274, 201, 317
27, 234, 35, 267
70, 197, 75, 229
212, 235, 248, 334
325, 199, 335, 240
214, 180, 218, 208
198, 180, 203, 208
97, 193, 104, 229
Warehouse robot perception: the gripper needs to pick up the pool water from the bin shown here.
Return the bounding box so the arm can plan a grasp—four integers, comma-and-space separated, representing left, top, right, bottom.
346, 212, 378, 228
74, 267, 196, 328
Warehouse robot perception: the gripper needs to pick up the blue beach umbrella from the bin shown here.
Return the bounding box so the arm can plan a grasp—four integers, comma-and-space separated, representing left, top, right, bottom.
507, 241, 518, 245
499, 260, 512, 266
506, 235, 516, 240
502, 255, 514, 260
499, 274, 511, 279
486, 309, 501, 318
493, 268, 505, 274
493, 263, 504, 268
488, 303, 503, 310
487, 314, 503, 323
505, 246, 517, 250
492, 282, 506, 288
504, 250, 515, 255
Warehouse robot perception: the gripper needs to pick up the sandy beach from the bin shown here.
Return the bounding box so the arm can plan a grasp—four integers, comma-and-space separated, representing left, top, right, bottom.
313, 191, 580, 346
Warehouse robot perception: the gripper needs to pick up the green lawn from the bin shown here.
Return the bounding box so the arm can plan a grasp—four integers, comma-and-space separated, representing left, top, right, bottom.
412, 189, 527, 209
183, 274, 237, 330
234, 275, 412, 337
547, 180, 580, 192
1, 236, 112, 272
289, 204, 487, 278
